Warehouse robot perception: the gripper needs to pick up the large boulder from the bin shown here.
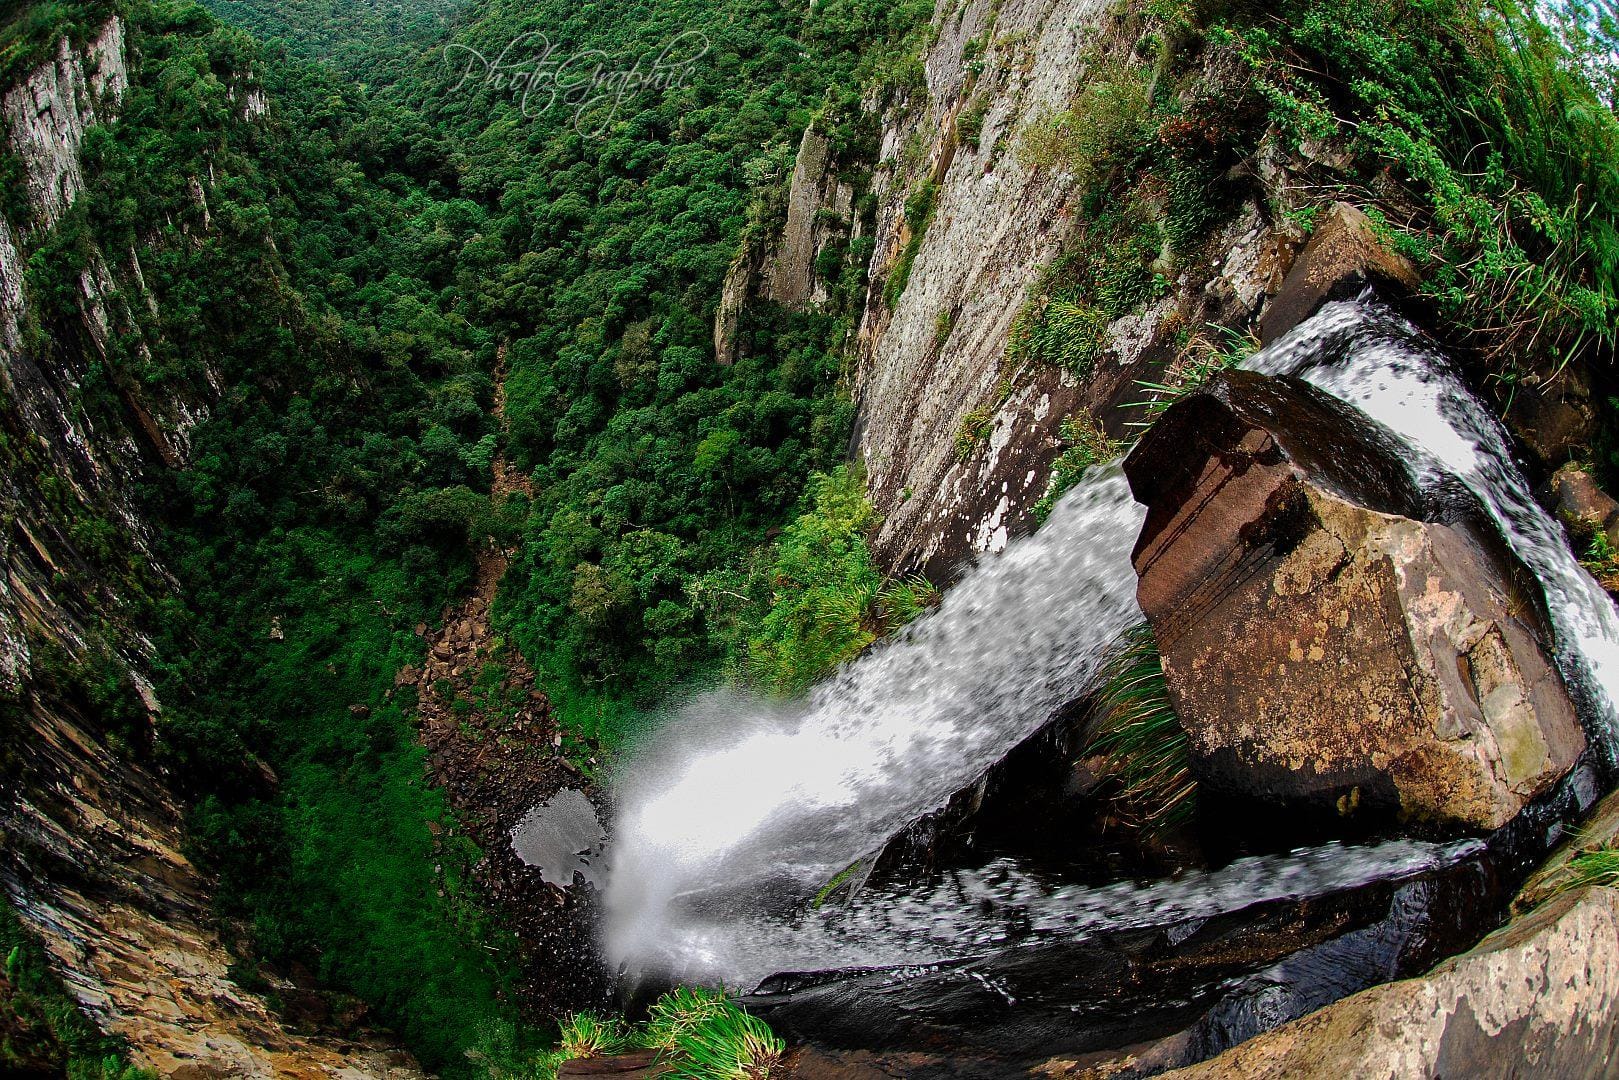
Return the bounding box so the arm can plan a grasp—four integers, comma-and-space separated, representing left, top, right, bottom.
1124, 370, 1584, 833
1259, 202, 1420, 345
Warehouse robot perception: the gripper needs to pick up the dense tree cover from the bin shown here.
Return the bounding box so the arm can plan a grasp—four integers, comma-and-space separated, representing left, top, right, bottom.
379, 0, 931, 743
0, 0, 121, 85
6, 0, 927, 1071
201, 0, 471, 81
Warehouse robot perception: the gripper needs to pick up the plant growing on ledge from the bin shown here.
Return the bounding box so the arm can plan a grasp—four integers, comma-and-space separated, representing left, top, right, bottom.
1085, 622, 1198, 830
539, 989, 784, 1080
1127, 326, 1257, 427
1034, 412, 1124, 523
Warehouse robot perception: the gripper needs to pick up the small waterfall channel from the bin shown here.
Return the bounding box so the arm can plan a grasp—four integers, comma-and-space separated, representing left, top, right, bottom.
601, 298, 1619, 1061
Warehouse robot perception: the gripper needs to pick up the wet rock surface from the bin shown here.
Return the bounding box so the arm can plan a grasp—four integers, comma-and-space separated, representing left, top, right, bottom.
1125, 369, 1584, 833
1550, 463, 1619, 551
1155, 884, 1619, 1079
1257, 202, 1419, 346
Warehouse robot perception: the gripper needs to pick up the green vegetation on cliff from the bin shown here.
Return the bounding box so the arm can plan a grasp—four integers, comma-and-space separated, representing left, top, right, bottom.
5, 0, 929, 1071
1019, 0, 1619, 380
1, 905, 153, 1079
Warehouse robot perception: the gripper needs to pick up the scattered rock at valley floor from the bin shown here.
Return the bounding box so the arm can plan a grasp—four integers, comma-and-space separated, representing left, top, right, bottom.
1125, 369, 1585, 833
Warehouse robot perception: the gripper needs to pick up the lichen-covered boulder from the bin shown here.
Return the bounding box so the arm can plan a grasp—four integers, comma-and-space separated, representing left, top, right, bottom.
1124, 370, 1584, 832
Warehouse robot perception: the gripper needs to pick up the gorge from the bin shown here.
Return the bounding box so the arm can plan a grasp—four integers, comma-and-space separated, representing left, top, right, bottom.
2, 0, 1619, 1077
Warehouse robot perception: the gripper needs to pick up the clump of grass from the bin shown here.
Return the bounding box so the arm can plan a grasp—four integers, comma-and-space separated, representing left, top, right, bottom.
644, 987, 733, 1052
811, 860, 865, 909
1033, 412, 1123, 523
1127, 327, 1256, 428
1565, 848, 1619, 889
662, 998, 783, 1080
530, 991, 783, 1080
1018, 64, 1154, 192
1085, 622, 1197, 830
953, 406, 995, 459
558, 1012, 632, 1059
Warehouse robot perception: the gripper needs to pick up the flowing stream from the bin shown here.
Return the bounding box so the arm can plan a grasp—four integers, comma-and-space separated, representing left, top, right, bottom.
606, 297, 1619, 998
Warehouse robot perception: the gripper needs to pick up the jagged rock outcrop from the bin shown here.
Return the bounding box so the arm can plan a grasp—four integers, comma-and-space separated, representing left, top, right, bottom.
763, 128, 835, 306
1, 16, 421, 1076
1257, 202, 1419, 345
837, 0, 1305, 579
1125, 370, 1584, 832
3, 17, 126, 237
1550, 463, 1619, 550
713, 125, 861, 365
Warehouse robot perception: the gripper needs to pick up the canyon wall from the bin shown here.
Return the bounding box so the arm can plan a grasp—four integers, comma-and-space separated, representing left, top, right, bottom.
0, 17, 420, 1076
735, 0, 1309, 577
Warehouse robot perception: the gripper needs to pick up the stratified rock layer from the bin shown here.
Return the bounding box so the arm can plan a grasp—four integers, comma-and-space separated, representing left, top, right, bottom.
1125, 370, 1584, 832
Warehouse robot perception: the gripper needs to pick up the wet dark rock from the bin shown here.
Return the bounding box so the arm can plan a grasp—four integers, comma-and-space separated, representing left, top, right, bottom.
1125, 370, 1584, 833
757, 849, 1495, 1069
1259, 203, 1420, 345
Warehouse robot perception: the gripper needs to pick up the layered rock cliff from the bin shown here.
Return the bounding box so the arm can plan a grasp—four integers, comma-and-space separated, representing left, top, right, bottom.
0, 15, 420, 1076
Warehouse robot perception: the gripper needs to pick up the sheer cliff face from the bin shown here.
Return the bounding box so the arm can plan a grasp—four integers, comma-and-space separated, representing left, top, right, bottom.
843, 0, 1299, 579
0, 19, 418, 1078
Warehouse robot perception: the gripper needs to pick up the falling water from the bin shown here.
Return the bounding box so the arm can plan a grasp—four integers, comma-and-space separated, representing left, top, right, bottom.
607, 296, 1619, 994
609, 469, 1147, 982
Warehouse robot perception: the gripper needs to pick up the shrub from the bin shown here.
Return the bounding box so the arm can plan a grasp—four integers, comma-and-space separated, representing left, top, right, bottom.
742, 469, 937, 694
955, 95, 991, 149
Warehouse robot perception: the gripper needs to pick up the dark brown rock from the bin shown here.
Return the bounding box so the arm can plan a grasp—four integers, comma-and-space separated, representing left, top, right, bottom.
558, 1050, 670, 1077
1124, 370, 1584, 832
1259, 202, 1420, 345
1508, 367, 1597, 468
1549, 463, 1619, 548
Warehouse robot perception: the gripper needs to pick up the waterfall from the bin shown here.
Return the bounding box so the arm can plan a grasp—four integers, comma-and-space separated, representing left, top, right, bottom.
608, 468, 1147, 984
606, 297, 1619, 993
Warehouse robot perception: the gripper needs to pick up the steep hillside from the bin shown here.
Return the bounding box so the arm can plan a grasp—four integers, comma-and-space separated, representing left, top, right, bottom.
0, 6, 442, 1075
784, 0, 1619, 577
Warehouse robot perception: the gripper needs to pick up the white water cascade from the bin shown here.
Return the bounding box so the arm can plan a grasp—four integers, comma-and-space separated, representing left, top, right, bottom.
606, 297, 1619, 993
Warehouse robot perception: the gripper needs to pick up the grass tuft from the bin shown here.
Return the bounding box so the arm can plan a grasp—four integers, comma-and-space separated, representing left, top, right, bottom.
526, 990, 785, 1080
1127, 327, 1256, 428
1085, 623, 1198, 830
557, 1012, 633, 1059
662, 998, 784, 1080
